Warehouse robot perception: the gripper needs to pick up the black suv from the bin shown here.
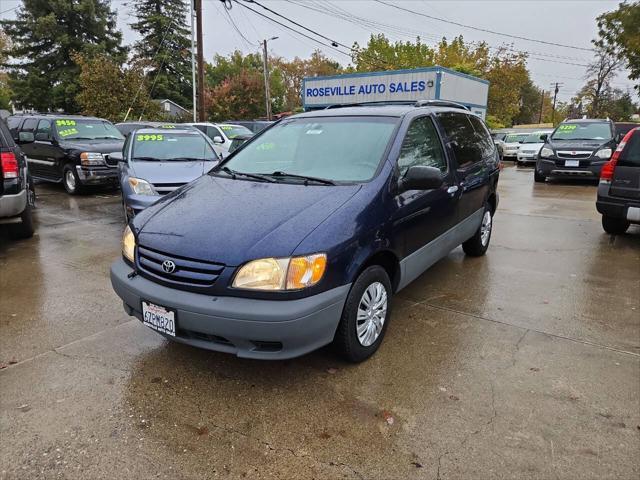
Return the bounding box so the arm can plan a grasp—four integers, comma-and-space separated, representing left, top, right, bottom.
7, 114, 125, 194
0, 116, 35, 239
596, 127, 640, 234
535, 118, 619, 183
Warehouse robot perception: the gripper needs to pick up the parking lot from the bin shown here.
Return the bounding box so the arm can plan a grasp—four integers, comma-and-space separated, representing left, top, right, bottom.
1, 164, 638, 479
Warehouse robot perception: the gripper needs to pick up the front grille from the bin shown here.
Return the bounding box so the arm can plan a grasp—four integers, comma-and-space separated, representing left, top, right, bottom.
152, 182, 186, 195
178, 328, 234, 346
136, 244, 225, 288
557, 151, 592, 160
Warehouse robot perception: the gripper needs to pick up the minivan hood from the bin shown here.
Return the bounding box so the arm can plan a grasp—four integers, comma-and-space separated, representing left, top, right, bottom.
130, 160, 216, 184
547, 138, 611, 150
136, 175, 361, 266
60, 139, 124, 154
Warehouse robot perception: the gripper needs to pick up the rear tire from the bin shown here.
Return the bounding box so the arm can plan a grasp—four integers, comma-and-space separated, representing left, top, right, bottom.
602, 215, 629, 235
534, 169, 546, 183
7, 181, 35, 240
62, 164, 83, 195
462, 205, 493, 257
334, 266, 392, 363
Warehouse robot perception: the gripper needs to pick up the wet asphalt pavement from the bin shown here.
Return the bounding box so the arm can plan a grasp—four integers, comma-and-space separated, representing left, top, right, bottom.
1, 165, 639, 479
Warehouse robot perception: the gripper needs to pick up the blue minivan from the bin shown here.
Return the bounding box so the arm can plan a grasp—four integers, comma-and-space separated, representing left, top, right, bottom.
110, 102, 500, 362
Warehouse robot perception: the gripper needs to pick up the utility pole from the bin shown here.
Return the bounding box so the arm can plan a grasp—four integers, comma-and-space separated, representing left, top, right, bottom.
261, 37, 278, 121
550, 82, 564, 125
538, 90, 545, 124
195, 0, 206, 122
190, 0, 196, 122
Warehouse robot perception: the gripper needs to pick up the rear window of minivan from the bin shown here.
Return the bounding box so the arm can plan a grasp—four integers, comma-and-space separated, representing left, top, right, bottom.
619, 130, 640, 167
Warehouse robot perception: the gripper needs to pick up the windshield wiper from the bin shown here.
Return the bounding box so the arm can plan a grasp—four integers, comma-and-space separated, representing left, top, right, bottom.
217, 166, 276, 182
132, 156, 159, 161
94, 136, 123, 140
267, 171, 336, 186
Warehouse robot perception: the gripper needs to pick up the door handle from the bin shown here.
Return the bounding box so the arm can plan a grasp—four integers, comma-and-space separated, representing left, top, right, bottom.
447, 185, 459, 195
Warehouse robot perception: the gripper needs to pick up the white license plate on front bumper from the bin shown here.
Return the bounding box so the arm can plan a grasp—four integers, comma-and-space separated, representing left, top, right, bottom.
565, 160, 580, 167
627, 207, 640, 222
142, 301, 176, 336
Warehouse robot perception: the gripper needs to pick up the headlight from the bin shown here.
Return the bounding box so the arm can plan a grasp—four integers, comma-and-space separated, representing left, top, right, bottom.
122, 225, 136, 262
232, 254, 327, 291
80, 152, 104, 166
540, 147, 554, 158
128, 177, 157, 195
595, 148, 612, 159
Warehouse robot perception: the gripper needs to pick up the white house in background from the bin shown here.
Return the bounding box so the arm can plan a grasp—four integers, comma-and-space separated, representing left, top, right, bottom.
153, 98, 190, 118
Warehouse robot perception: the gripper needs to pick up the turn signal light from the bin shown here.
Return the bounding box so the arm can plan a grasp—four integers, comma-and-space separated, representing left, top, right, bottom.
1, 152, 18, 179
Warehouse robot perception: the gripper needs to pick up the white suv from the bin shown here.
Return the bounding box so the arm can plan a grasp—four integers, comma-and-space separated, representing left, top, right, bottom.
187, 123, 253, 157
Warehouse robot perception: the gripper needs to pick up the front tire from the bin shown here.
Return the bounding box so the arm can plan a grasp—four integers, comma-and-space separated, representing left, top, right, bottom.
334, 266, 392, 363
462, 205, 493, 257
62, 164, 83, 195
602, 215, 629, 235
534, 168, 546, 183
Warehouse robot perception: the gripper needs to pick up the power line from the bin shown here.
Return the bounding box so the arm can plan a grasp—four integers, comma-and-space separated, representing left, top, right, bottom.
373, 0, 595, 53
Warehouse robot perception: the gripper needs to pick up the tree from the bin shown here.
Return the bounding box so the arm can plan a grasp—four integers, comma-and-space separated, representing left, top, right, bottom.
131, 0, 192, 108
484, 47, 529, 126
0, 29, 11, 110
73, 53, 161, 122
1, 0, 125, 112
206, 70, 266, 121
351, 34, 435, 71
581, 47, 623, 117
595, 1, 640, 92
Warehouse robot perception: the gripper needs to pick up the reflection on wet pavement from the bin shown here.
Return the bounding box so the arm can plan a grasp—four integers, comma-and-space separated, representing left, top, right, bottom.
1, 167, 638, 479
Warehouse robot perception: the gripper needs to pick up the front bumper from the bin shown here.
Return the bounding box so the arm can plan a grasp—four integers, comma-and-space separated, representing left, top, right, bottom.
517, 152, 537, 163
0, 189, 27, 219
123, 194, 162, 217
75, 166, 118, 186
537, 159, 606, 178
596, 183, 640, 224
110, 259, 351, 360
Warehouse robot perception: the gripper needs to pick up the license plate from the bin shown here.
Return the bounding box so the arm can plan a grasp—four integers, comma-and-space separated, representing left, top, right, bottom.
142, 301, 176, 336
627, 207, 640, 222
565, 160, 580, 167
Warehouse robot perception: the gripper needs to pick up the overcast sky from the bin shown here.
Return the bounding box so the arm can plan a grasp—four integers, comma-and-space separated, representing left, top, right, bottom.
1, 0, 637, 102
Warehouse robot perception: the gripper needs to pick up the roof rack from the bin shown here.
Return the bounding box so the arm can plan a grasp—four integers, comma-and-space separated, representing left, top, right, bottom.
323, 99, 470, 111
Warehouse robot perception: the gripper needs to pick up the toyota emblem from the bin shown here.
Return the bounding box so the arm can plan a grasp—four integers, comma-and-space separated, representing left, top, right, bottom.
162, 260, 176, 274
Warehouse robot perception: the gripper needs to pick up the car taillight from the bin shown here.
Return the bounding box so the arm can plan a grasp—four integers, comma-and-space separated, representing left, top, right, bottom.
0, 152, 19, 179
600, 128, 638, 183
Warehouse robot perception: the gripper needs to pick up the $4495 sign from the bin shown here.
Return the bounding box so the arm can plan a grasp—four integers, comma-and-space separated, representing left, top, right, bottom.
142, 301, 176, 336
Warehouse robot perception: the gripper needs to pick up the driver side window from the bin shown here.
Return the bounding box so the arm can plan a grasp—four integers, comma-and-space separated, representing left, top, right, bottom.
36, 120, 52, 140
397, 116, 447, 176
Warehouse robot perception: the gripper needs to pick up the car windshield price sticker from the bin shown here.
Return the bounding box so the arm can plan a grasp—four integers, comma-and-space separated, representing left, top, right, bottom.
220, 125, 232, 131
557, 125, 577, 132
142, 301, 175, 336
56, 119, 76, 126
136, 134, 164, 141
58, 128, 78, 137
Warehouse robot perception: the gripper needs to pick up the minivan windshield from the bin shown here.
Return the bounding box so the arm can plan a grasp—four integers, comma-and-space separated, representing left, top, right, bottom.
220, 124, 253, 139
504, 133, 528, 143
551, 122, 612, 141
54, 119, 124, 141
217, 117, 399, 183
132, 132, 218, 161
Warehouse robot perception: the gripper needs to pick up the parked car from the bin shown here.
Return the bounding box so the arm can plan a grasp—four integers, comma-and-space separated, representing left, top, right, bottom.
501, 132, 529, 160
111, 102, 500, 362
0, 116, 35, 239
224, 120, 274, 134
7, 114, 125, 194
491, 132, 507, 161
615, 122, 639, 138
187, 122, 254, 156
535, 118, 618, 183
596, 127, 640, 234
227, 133, 254, 155
113, 127, 221, 221
516, 130, 553, 165
115, 121, 187, 138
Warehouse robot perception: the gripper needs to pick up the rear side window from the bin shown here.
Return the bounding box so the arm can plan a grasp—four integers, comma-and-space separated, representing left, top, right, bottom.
7, 117, 22, 136
36, 119, 52, 140
21, 118, 38, 132
437, 112, 484, 168
619, 130, 640, 167
397, 116, 447, 175
467, 115, 496, 158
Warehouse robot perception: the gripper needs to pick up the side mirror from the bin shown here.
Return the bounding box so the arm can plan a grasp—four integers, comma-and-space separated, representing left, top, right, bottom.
615, 133, 623, 143
18, 131, 35, 144
34, 132, 50, 141
540, 134, 548, 142
518, 140, 524, 144
399, 166, 444, 192
212, 135, 224, 144
110, 151, 124, 163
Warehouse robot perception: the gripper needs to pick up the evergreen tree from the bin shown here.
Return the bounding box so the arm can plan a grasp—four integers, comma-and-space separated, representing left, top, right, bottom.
1, 0, 125, 112
131, 0, 192, 108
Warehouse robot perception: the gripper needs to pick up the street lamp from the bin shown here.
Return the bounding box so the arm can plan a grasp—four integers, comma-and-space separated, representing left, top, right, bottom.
262, 37, 279, 121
